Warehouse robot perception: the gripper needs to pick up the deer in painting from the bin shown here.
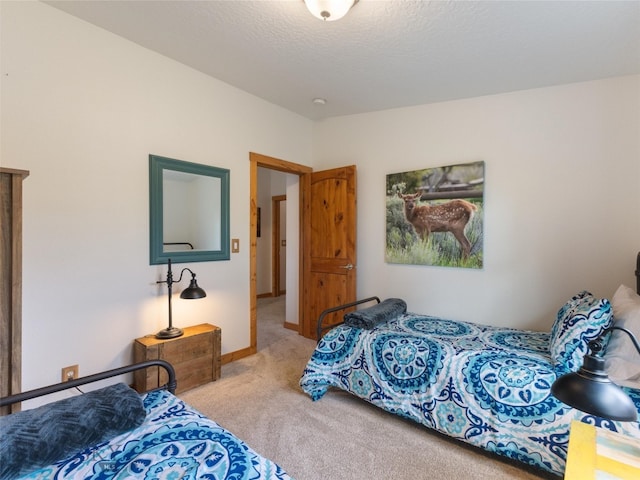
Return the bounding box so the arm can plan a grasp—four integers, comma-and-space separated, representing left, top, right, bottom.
398, 192, 478, 259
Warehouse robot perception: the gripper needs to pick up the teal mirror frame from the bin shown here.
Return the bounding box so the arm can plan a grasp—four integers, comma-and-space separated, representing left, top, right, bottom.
149, 154, 230, 264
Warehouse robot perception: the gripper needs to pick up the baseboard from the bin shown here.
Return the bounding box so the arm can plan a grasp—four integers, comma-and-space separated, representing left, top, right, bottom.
221, 346, 256, 365
283, 321, 299, 332
256, 292, 273, 299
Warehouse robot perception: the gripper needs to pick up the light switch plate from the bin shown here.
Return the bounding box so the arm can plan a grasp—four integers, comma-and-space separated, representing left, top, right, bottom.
232, 238, 239, 253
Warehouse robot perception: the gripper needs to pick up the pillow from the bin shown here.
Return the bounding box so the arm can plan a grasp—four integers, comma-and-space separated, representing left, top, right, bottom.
344, 298, 407, 329
0, 382, 146, 478
549, 291, 613, 371
549, 290, 595, 343
605, 284, 640, 386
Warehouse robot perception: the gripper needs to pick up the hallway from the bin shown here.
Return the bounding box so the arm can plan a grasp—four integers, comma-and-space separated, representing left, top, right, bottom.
256, 295, 293, 351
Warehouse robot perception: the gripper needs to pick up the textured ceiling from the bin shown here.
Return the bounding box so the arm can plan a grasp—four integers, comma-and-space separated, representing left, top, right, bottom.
46, 0, 640, 120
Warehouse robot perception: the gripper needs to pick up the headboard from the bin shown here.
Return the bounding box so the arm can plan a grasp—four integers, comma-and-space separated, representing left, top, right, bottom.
636, 251, 640, 294
0, 360, 176, 408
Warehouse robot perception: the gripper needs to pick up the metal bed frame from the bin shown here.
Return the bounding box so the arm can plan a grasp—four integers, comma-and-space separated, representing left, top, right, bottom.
316, 295, 380, 341
0, 360, 176, 408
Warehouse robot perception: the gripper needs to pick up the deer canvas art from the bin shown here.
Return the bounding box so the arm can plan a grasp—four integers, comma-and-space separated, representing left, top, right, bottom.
386, 161, 484, 268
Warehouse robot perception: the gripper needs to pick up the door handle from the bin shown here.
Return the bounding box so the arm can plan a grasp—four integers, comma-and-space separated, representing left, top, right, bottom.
340, 263, 354, 270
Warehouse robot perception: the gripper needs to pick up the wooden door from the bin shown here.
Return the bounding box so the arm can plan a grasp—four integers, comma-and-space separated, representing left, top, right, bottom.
302, 166, 357, 339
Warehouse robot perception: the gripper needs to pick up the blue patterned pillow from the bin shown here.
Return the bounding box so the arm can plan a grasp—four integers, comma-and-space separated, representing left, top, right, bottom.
549, 291, 613, 370
549, 290, 594, 342
0, 382, 146, 479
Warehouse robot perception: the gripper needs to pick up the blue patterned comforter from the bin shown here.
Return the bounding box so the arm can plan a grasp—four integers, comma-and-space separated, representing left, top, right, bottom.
20, 389, 292, 480
300, 313, 640, 476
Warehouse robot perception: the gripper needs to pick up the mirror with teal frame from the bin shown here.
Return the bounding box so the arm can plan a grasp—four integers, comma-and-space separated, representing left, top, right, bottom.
149, 154, 230, 264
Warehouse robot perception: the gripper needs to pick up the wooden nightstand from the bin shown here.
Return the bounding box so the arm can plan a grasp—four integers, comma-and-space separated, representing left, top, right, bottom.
133, 323, 221, 394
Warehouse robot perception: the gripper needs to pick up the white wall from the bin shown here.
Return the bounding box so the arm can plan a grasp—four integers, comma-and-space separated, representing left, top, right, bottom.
3, 2, 639, 397
313, 76, 640, 331
285, 176, 300, 325
256, 167, 275, 295
279, 200, 286, 292
1, 1, 312, 393
256, 168, 290, 296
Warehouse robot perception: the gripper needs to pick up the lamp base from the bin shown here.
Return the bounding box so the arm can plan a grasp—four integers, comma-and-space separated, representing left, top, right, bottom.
155, 327, 184, 339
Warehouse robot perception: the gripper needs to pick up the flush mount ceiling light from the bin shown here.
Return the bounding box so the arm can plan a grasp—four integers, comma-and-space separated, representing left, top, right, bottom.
304, 0, 358, 21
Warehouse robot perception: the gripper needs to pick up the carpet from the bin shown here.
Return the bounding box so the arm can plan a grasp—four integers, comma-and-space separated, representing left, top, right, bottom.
180, 296, 554, 480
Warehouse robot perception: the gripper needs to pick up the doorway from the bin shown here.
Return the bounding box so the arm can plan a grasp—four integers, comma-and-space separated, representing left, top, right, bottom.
249, 153, 357, 355
249, 153, 311, 355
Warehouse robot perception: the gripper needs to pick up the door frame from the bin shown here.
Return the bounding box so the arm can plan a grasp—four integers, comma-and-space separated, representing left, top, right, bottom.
271, 194, 286, 297
249, 153, 312, 354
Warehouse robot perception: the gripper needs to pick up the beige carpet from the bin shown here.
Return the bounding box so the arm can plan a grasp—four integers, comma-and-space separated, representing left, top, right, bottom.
180, 296, 555, 480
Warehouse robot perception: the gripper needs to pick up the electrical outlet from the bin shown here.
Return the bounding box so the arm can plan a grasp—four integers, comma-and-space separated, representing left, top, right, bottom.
61, 365, 79, 382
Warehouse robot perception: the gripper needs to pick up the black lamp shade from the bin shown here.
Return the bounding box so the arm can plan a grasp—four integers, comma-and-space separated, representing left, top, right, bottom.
180, 277, 207, 299
551, 355, 638, 422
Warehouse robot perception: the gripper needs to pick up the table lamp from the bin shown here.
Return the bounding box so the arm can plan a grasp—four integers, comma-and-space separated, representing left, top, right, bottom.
156, 258, 206, 339
551, 326, 640, 421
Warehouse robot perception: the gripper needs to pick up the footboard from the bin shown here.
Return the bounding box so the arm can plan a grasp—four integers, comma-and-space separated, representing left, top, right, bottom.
316, 296, 380, 341
0, 359, 176, 408
1, 359, 292, 480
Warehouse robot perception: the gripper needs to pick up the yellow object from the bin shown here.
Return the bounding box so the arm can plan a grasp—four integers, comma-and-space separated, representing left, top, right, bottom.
565, 420, 640, 479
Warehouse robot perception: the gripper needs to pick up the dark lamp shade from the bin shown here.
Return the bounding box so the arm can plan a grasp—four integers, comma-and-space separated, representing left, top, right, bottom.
180, 277, 207, 299
551, 355, 638, 422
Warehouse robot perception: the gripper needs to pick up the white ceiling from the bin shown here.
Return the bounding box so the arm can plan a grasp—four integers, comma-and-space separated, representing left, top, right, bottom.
46, 0, 640, 120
